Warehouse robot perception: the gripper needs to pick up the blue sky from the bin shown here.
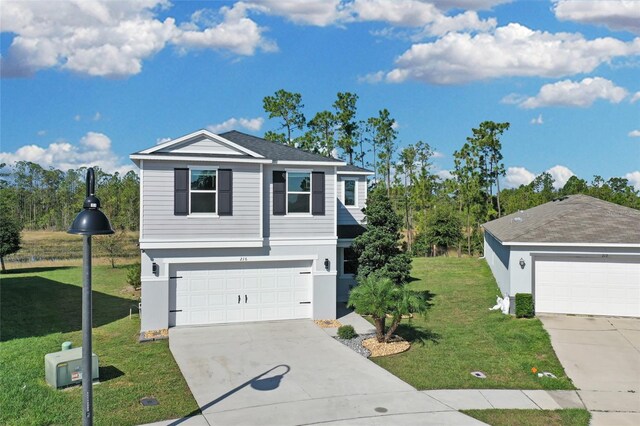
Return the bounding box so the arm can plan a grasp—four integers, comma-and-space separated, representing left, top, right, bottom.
1, 0, 639, 189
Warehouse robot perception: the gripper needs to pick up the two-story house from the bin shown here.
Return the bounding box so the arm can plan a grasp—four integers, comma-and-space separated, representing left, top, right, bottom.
130, 129, 373, 334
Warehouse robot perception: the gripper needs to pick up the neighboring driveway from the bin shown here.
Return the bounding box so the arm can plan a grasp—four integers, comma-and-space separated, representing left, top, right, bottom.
540, 315, 640, 425
167, 320, 483, 425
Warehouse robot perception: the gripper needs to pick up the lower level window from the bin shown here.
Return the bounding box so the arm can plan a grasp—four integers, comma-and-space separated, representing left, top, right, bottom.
343, 247, 358, 275
191, 169, 217, 213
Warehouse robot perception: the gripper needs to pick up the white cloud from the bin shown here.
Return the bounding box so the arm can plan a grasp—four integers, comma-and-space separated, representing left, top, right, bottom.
631, 91, 640, 103
511, 77, 629, 109
385, 23, 640, 84
624, 171, 640, 190
246, 0, 347, 27
37, 130, 46, 136
436, 169, 453, 180
92, 112, 102, 121
554, 0, 640, 34
357, 71, 385, 84
156, 137, 172, 145
0, 1, 275, 78
175, 3, 277, 55
351, 0, 496, 36
530, 114, 544, 125
546, 165, 574, 189
432, 151, 445, 158
207, 117, 265, 133
0, 132, 132, 174
503, 165, 574, 189
74, 115, 81, 121
629, 129, 640, 137
504, 166, 536, 188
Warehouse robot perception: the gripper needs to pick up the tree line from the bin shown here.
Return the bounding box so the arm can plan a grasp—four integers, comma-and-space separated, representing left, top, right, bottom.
1, 161, 139, 232
261, 89, 640, 257
1, 89, 638, 263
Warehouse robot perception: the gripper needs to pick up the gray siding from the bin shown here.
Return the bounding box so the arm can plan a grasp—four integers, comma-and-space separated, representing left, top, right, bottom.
484, 232, 511, 296
264, 165, 336, 238
142, 160, 260, 240
337, 175, 366, 225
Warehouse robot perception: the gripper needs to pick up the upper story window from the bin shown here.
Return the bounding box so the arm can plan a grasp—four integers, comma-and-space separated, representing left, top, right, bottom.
344, 179, 357, 207
190, 168, 217, 214
287, 172, 311, 214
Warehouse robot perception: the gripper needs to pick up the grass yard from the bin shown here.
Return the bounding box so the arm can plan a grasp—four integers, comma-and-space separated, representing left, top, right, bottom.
371, 257, 575, 390
463, 409, 591, 426
0, 265, 199, 425
5, 230, 139, 265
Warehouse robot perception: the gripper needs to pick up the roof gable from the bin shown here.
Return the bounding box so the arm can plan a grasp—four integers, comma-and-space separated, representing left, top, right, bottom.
140, 129, 263, 158
132, 130, 346, 165
483, 194, 640, 246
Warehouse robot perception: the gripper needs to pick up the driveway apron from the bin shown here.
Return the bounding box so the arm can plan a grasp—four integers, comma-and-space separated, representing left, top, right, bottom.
168, 320, 484, 425
540, 315, 640, 425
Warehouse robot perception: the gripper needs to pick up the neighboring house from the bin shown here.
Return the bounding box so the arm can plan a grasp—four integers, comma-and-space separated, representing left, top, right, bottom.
130, 129, 373, 333
483, 195, 640, 317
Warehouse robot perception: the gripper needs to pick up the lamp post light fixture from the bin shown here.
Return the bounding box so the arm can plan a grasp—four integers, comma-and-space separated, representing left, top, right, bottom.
68, 168, 114, 426
519, 258, 526, 269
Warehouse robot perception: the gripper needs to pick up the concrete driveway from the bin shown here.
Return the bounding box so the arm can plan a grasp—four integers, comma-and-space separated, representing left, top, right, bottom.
540, 315, 640, 425
166, 320, 483, 425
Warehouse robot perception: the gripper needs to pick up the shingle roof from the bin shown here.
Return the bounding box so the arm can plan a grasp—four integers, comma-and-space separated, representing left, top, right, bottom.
338, 164, 374, 174
219, 131, 340, 163
483, 194, 640, 245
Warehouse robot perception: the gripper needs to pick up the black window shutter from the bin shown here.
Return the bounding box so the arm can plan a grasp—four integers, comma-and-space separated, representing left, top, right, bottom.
312, 171, 325, 216
174, 168, 189, 216
273, 171, 286, 215
218, 169, 232, 216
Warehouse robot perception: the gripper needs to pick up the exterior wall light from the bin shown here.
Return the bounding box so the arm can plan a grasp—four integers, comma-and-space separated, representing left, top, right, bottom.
68, 168, 114, 426
152, 262, 159, 276
324, 258, 330, 271
519, 258, 526, 269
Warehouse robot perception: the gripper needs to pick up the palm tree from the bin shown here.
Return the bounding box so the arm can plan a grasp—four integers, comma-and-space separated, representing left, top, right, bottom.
348, 275, 429, 343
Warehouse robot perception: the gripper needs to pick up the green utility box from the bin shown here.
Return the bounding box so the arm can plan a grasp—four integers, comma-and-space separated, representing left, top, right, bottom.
44, 347, 99, 388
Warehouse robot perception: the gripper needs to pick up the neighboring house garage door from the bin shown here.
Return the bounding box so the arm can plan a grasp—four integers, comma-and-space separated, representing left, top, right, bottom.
169, 261, 312, 326
535, 256, 640, 317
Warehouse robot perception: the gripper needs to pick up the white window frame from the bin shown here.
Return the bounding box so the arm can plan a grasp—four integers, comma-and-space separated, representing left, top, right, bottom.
343, 179, 358, 207
189, 165, 218, 217
285, 169, 312, 215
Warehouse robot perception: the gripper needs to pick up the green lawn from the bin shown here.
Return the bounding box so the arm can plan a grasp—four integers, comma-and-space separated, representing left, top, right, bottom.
0, 265, 199, 425
463, 409, 591, 426
371, 257, 575, 390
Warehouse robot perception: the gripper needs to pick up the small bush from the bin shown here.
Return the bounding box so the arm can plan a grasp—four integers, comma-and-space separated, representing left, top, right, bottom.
126, 263, 141, 290
515, 293, 534, 318
337, 324, 357, 340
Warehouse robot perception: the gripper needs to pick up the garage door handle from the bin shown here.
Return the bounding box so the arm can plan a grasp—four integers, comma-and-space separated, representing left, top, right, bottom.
299, 301, 311, 304
245, 295, 248, 303
169, 309, 182, 313
238, 295, 241, 304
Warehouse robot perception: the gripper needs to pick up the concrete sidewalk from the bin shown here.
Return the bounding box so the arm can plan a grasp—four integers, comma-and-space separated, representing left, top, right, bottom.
423, 389, 584, 410
140, 389, 587, 426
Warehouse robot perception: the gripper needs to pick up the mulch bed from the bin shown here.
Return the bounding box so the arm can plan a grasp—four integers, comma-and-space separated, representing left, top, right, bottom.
362, 336, 411, 357
314, 319, 342, 328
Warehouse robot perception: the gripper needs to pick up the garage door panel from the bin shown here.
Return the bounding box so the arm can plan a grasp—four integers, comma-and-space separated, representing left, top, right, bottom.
171, 261, 312, 326
535, 257, 640, 317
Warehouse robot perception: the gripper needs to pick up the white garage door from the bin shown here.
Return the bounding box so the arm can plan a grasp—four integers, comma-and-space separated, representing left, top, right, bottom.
169, 261, 312, 326
535, 256, 640, 317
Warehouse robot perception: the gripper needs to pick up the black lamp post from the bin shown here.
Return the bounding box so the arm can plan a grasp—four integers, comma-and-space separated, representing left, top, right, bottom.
68, 168, 114, 426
